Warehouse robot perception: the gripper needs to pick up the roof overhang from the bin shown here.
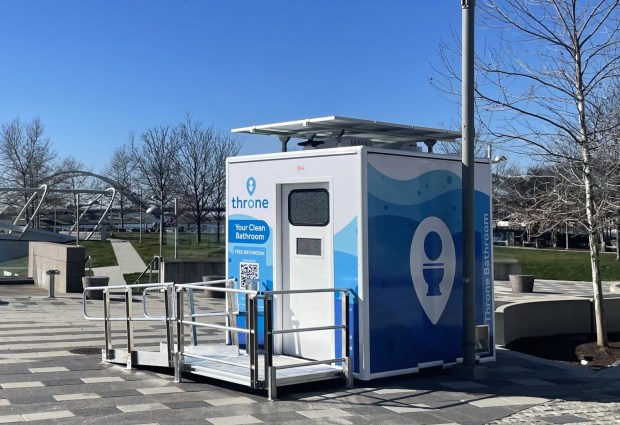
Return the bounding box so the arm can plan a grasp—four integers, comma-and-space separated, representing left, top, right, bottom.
232, 116, 461, 147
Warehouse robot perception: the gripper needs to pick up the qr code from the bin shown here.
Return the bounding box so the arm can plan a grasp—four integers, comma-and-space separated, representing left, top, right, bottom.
240, 262, 259, 289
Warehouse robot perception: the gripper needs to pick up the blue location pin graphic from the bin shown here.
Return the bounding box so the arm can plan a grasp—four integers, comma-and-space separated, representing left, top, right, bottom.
246, 177, 256, 196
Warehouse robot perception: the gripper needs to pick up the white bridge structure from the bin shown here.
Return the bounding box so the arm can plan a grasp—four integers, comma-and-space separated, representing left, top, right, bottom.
0, 185, 116, 243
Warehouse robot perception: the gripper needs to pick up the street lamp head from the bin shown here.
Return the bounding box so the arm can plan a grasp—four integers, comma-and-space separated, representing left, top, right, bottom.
492, 155, 508, 164
146, 205, 160, 215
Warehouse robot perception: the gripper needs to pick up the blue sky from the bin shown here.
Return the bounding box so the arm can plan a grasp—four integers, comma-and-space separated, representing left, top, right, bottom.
1, 1, 464, 172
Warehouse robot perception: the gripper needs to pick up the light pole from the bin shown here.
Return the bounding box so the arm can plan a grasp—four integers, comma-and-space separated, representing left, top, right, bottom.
147, 192, 175, 259
139, 187, 143, 244
461, 0, 477, 372
159, 190, 164, 259
75, 193, 80, 246
146, 203, 163, 258
174, 197, 178, 259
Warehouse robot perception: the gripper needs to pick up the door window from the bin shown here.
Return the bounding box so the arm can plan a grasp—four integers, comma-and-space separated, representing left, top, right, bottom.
288, 189, 329, 226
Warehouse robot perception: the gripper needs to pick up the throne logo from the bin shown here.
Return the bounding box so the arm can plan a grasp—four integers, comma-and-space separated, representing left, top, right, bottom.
410, 216, 456, 325
246, 177, 256, 196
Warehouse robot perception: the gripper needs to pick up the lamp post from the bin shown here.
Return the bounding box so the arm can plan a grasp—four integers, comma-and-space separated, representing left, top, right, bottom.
147, 192, 178, 259
462, 0, 477, 372
75, 193, 80, 246
146, 203, 163, 258
159, 190, 164, 259
174, 197, 178, 259
139, 187, 143, 244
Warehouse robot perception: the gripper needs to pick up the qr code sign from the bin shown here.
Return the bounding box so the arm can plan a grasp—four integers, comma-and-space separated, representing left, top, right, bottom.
240, 262, 259, 289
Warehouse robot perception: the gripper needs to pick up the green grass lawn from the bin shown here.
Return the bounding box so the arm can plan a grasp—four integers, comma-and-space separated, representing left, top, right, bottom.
123, 272, 160, 285
63, 234, 620, 283
112, 231, 225, 264
494, 246, 620, 281
80, 240, 117, 268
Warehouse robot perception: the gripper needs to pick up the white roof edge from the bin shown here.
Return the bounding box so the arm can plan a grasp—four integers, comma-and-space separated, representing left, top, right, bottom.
231, 116, 461, 144
232, 116, 339, 134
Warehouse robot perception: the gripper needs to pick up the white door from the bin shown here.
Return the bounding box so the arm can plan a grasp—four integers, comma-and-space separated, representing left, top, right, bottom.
281, 183, 334, 360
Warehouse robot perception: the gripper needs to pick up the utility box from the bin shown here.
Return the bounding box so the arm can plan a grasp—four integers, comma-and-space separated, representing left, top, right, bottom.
227, 117, 495, 380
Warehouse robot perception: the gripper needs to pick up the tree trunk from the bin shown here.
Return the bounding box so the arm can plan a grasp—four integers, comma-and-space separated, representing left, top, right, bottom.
120, 198, 125, 230
616, 220, 619, 261
216, 216, 222, 243
196, 217, 202, 244
573, 32, 608, 346
582, 145, 608, 347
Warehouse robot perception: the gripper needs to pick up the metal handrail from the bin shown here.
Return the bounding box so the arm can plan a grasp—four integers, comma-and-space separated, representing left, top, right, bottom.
83, 282, 174, 320
176, 281, 253, 295
82, 278, 353, 398
83, 280, 177, 369
132, 255, 162, 285
261, 288, 352, 400
174, 281, 258, 386
142, 282, 176, 319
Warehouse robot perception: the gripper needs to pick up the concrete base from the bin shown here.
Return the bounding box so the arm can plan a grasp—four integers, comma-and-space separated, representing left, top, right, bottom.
202, 275, 226, 298
509, 275, 534, 293
495, 297, 620, 346
83, 276, 109, 300
162, 259, 225, 284
29, 242, 86, 293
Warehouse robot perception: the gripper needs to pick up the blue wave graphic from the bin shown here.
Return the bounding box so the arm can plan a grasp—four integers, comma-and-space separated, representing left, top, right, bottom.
366, 165, 492, 373
334, 218, 357, 257
368, 165, 461, 206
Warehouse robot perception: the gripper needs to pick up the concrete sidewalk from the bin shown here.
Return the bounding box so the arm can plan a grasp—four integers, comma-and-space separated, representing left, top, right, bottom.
0, 283, 619, 424
92, 238, 148, 286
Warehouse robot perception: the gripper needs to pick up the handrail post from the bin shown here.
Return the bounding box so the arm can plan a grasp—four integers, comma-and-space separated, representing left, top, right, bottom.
252, 295, 259, 388
164, 285, 174, 368
103, 288, 112, 361
174, 287, 184, 383
264, 295, 275, 400
188, 288, 198, 346
125, 287, 135, 369
343, 291, 353, 388
226, 279, 239, 347
247, 295, 256, 388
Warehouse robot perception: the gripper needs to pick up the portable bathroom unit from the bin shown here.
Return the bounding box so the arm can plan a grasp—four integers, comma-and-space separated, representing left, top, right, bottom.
227, 117, 495, 380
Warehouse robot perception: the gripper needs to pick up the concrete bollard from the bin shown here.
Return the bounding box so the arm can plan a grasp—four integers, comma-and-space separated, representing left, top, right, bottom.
46, 270, 60, 298
509, 274, 535, 293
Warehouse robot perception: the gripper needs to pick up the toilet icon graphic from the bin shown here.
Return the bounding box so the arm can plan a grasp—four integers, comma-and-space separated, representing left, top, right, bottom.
410, 216, 456, 324
422, 231, 444, 296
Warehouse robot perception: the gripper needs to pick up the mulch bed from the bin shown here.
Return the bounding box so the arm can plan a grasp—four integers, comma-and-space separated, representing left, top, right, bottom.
507, 332, 620, 370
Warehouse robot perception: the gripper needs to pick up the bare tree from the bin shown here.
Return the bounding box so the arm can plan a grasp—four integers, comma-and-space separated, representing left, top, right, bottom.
469, 0, 620, 347
130, 126, 182, 257
0, 117, 56, 223
209, 132, 241, 243
104, 143, 135, 230
175, 116, 217, 244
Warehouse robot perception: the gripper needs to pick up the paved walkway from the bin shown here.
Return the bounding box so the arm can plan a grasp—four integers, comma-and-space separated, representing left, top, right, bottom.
92, 239, 148, 286
494, 278, 619, 304
0, 282, 619, 424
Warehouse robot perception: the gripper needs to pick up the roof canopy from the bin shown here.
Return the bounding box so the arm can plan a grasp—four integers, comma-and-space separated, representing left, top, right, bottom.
232, 116, 461, 149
